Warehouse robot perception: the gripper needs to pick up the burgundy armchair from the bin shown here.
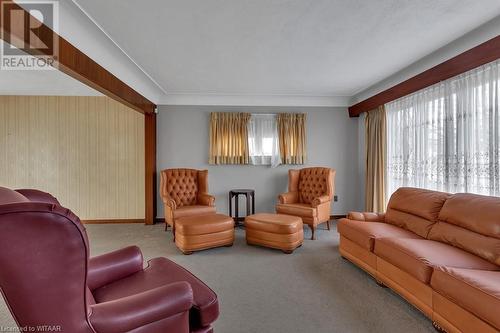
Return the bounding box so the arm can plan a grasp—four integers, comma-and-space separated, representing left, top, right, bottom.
0, 187, 219, 333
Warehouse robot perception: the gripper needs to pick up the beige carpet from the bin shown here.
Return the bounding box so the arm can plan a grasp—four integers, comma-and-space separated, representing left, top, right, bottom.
0, 222, 434, 333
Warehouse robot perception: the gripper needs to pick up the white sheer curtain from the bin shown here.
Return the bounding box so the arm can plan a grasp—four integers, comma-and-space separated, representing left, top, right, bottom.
386, 59, 500, 198
247, 114, 281, 167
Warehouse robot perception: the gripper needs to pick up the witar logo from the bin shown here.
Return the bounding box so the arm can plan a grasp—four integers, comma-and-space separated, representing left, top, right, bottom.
0, 0, 59, 70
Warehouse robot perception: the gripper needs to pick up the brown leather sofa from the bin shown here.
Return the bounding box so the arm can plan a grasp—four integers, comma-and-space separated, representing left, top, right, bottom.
276, 167, 335, 240
338, 187, 500, 333
0, 187, 219, 333
160, 168, 216, 234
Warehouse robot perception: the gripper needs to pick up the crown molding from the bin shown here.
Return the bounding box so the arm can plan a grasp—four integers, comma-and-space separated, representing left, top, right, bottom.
159, 93, 351, 107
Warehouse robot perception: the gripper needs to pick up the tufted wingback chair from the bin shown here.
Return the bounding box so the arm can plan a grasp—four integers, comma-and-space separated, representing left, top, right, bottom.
276, 167, 335, 240
160, 168, 216, 233
0, 187, 219, 333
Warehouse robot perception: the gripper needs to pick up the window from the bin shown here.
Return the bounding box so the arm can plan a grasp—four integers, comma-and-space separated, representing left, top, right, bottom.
386, 59, 500, 198
247, 114, 281, 167
209, 112, 306, 166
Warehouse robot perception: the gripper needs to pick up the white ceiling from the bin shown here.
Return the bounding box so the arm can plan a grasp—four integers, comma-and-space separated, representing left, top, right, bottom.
0, 70, 102, 96
0, 56, 101, 96
71, 0, 500, 104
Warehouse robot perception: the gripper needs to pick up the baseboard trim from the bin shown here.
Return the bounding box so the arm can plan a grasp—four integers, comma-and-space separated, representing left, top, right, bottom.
156, 216, 345, 223
82, 219, 145, 224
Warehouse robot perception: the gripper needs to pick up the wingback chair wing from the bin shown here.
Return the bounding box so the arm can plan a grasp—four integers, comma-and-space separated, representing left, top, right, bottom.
0, 187, 219, 333
160, 168, 216, 233
276, 167, 335, 240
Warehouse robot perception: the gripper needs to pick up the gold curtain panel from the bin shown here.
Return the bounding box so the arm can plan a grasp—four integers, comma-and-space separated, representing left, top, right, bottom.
364, 106, 387, 212
209, 112, 251, 164
277, 113, 307, 164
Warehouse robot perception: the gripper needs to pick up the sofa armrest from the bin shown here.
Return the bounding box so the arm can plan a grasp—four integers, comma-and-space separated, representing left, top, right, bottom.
278, 192, 298, 204
89, 282, 193, 333
312, 195, 331, 208
88, 246, 144, 290
198, 192, 215, 206
347, 211, 385, 222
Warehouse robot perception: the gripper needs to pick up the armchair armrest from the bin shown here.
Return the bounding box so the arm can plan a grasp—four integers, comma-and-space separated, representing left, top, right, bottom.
312, 195, 331, 207
162, 195, 177, 210
198, 192, 215, 206
347, 211, 385, 222
88, 246, 143, 290
278, 191, 298, 204
89, 282, 193, 333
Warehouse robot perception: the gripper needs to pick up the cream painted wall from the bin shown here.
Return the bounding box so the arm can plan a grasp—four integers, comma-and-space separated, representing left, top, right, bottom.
157, 105, 362, 218
0, 96, 145, 220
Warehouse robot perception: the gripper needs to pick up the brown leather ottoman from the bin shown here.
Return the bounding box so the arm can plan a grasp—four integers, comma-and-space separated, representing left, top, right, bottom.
175, 213, 235, 254
245, 213, 303, 254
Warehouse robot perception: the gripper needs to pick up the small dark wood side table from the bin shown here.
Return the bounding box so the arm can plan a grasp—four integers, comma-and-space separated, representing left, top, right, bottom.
229, 189, 255, 227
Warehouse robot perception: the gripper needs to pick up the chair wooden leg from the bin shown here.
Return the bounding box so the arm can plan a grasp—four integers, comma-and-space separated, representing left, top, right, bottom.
165, 223, 169, 231
310, 225, 316, 240
326, 219, 330, 230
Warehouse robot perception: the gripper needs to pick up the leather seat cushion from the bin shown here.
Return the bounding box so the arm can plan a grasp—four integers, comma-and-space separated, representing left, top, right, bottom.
431, 267, 500, 330
174, 205, 216, 219
93, 257, 219, 328
374, 238, 499, 284
245, 213, 303, 234
175, 213, 234, 236
337, 219, 422, 251
275, 203, 316, 217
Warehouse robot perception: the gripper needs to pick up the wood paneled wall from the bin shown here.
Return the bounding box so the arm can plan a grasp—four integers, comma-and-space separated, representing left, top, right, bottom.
0, 96, 145, 220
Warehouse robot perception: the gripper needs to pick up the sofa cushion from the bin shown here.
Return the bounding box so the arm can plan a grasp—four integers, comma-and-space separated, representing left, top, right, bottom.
385, 187, 450, 237
276, 203, 316, 217
93, 257, 219, 328
429, 193, 500, 265
431, 267, 500, 330
374, 238, 499, 284
174, 205, 216, 219
245, 213, 303, 234
337, 219, 421, 251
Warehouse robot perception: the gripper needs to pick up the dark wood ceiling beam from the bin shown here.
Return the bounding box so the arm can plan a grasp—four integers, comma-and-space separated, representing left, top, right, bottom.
348, 35, 500, 117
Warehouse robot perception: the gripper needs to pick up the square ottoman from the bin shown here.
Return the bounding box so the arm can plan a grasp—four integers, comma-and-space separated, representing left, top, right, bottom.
175, 213, 235, 254
245, 213, 303, 254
